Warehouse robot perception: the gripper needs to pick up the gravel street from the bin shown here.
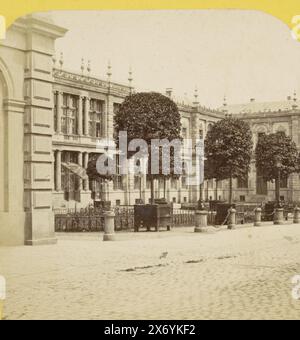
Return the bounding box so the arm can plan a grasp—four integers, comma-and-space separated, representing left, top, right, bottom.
0, 223, 300, 320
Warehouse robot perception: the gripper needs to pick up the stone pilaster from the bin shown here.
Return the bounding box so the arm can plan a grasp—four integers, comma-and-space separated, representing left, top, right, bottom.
78, 95, 83, 135
23, 15, 67, 245
57, 91, 63, 134
55, 150, 62, 191
106, 95, 115, 139
78, 151, 83, 191
83, 152, 89, 191
84, 97, 90, 136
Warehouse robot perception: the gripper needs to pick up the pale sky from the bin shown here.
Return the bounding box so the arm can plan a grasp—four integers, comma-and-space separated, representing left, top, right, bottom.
46, 9, 300, 108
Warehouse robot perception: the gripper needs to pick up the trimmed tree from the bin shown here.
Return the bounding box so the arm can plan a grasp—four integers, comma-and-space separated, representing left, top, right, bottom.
205, 117, 253, 204
255, 131, 299, 203
114, 92, 182, 204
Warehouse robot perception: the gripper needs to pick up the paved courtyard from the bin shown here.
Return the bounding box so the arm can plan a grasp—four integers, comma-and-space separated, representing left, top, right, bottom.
0, 223, 300, 320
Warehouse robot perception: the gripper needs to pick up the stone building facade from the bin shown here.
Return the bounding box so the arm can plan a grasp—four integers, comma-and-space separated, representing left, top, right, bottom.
1, 14, 300, 245
51, 70, 222, 210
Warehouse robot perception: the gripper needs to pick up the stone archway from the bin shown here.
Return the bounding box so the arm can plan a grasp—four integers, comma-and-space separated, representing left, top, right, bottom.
0, 15, 67, 246
0, 59, 27, 246
0, 71, 8, 212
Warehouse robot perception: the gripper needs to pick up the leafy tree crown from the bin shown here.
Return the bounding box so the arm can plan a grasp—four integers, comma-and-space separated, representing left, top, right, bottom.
255, 131, 299, 181
205, 117, 253, 181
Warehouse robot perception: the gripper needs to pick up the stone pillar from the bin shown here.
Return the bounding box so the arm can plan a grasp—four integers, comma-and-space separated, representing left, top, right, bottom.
103, 210, 116, 241
78, 152, 83, 191
228, 207, 236, 230
78, 95, 83, 135
84, 97, 90, 136
23, 15, 67, 245
154, 179, 159, 199
83, 152, 89, 191
124, 175, 130, 206
55, 150, 62, 191
294, 207, 300, 224
254, 207, 262, 227
178, 177, 182, 203
141, 174, 147, 203
194, 210, 208, 233
106, 95, 115, 139
56, 91, 63, 134
166, 179, 171, 203
274, 208, 284, 225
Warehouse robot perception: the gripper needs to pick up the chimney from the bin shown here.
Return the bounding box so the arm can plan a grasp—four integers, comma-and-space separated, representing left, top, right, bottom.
166, 88, 173, 98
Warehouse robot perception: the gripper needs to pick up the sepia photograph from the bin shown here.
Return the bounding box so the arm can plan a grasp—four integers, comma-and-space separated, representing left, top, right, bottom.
0, 4, 300, 322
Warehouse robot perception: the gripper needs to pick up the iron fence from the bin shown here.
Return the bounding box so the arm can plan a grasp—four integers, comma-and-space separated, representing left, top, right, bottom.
54, 205, 135, 232
172, 209, 195, 227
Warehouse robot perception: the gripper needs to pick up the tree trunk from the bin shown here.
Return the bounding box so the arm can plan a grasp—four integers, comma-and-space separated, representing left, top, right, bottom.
229, 176, 233, 205
150, 177, 155, 204
215, 180, 218, 200
200, 183, 204, 201
275, 177, 280, 204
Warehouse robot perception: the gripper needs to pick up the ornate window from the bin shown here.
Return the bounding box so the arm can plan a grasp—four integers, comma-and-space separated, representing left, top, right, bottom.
61, 151, 80, 201
61, 94, 79, 135
280, 175, 288, 188
89, 99, 104, 138
113, 155, 124, 190
134, 175, 141, 190
237, 174, 249, 188
256, 166, 268, 195
171, 178, 177, 189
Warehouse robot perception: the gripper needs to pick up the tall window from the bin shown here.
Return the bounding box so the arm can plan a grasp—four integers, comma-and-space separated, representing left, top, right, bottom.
182, 127, 188, 139
61, 151, 80, 201
182, 171, 188, 189
62, 94, 79, 135
134, 176, 141, 190
89, 99, 104, 138
207, 123, 213, 132
113, 103, 121, 115
256, 166, 267, 195
171, 178, 177, 189
280, 175, 288, 188
208, 179, 214, 189
237, 174, 249, 188
199, 129, 203, 139
113, 155, 124, 190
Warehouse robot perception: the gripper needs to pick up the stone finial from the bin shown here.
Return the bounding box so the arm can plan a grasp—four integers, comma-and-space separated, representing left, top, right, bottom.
166, 88, 173, 98
87, 60, 91, 75
222, 95, 228, 114
128, 66, 133, 93
292, 91, 298, 110
193, 87, 199, 106
59, 52, 64, 69
81, 58, 85, 74
107, 60, 112, 81
128, 66, 134, 94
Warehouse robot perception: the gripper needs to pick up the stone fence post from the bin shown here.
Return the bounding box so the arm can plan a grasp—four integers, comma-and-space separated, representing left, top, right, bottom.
103, 210, 116, 241
274, 208, 284, 225
293, 206, 300, 224
254, 207, 262, 227
227, 207, 236, 230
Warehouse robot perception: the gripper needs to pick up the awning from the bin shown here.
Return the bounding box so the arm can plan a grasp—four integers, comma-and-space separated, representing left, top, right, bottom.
62, 162, 88, 180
